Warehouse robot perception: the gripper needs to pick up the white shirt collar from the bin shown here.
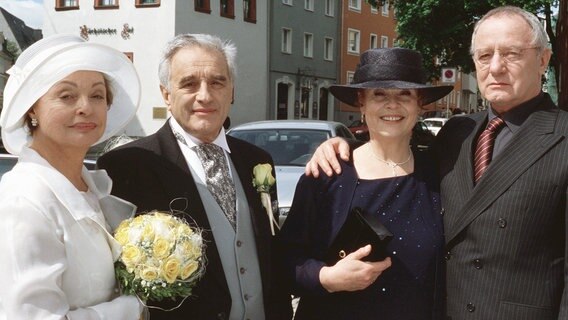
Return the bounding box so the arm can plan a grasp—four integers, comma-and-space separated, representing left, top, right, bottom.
169, 117, 231, 153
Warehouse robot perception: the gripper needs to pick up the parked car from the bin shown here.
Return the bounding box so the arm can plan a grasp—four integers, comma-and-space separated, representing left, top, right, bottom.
348, 119, 369, 141
411, 120, 436, 150
423, 117, 449, 136
422, 110, 451, 119
0, 154, 97, 180
227, 120, 355, 225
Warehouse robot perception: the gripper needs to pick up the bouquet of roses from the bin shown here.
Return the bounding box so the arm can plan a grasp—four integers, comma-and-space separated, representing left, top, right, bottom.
114, 210, 205, 306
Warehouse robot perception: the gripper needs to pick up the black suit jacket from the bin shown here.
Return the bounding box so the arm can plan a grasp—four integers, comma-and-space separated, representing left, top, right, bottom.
434, 94, 568, 320
98, 122, 292, 320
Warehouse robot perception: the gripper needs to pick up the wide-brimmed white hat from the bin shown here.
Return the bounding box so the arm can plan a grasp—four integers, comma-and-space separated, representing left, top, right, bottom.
0, 34, 140, 155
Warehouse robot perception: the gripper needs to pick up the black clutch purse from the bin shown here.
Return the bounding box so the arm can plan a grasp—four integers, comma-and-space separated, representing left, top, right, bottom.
324, 207, 393, 265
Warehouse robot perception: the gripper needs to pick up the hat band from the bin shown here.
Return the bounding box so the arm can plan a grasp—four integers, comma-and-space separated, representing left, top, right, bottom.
353, 64, 426, 85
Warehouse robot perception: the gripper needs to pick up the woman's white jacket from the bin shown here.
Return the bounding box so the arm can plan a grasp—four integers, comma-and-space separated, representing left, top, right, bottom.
0, 147, 141, 320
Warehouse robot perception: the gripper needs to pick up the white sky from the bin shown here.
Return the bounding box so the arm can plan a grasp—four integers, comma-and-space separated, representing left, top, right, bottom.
0, 0, 43, 29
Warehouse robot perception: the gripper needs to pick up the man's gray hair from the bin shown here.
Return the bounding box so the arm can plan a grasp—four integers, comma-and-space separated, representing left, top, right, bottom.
158, 34, 237, 90
470, 6, 549, 55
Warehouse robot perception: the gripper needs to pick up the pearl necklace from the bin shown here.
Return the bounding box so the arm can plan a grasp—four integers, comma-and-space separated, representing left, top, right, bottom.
367, 143, 413, 177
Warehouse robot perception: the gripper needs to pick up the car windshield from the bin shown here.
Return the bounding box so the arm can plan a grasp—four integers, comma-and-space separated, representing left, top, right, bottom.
0, 157, 18, 179
230, 129, 330, 166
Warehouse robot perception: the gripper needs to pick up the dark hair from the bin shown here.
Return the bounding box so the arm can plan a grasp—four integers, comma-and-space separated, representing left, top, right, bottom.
25, 75, 114, 133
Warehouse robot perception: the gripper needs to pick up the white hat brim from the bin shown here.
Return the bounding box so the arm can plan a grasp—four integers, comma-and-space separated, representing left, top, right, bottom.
1, 37, 140, 155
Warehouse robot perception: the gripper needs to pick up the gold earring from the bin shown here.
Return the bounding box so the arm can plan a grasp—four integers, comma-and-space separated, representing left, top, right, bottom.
31, 118, 38, 127
361, 114, 365, 124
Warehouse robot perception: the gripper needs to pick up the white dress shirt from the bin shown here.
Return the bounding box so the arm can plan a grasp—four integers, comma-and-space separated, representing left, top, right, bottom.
0, 147, 142, 320
169, 117, 234, 183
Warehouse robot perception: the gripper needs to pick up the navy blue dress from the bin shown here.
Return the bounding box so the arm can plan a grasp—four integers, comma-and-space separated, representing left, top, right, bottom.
279, 151, 444, 320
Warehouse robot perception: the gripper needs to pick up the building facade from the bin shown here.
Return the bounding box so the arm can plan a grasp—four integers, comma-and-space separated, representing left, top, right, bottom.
337, 0, 397, 125
43, 0, 268, 136
269, 0, 341, 121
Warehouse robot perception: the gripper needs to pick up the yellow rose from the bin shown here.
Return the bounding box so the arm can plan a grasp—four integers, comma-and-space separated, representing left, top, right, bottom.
115, 219, 131, 233
252, 163, 275, 192
161, 256, 181, 283
114, 228, 130, 246
176, 223, 193, 237
180, 261, 199, 280
153, 237, 171, 259
121, 245, 143, 271
140, 266, 159, 282
141, 223, 155, 242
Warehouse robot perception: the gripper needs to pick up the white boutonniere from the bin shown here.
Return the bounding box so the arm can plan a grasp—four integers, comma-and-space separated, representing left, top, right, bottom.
252, 163, 279, 235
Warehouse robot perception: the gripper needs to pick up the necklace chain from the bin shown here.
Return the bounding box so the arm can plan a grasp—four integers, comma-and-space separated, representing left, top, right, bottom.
367, 143, 413, 176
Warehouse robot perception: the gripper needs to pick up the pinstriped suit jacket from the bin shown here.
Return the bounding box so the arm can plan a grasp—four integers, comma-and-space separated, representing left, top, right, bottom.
435, 93, 568, 320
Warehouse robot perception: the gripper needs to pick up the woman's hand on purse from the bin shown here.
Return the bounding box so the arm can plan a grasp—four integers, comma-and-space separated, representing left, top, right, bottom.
319, 244, 392, 293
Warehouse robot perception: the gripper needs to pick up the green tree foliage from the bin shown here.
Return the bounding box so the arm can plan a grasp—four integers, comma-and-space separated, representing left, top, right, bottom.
366, 0, 559, 82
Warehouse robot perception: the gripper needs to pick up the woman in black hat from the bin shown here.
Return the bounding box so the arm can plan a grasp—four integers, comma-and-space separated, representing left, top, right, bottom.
278, 48, 452, 320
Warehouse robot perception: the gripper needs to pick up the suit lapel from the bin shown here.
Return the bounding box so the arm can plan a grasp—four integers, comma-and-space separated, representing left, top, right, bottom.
153, 123, 230, 291
447, 106, 563, 242
455, 115, 484, 198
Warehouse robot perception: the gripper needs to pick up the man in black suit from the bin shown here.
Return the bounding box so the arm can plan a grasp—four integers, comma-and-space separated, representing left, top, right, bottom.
306, 6, 567, 320
98, 34, 292, 320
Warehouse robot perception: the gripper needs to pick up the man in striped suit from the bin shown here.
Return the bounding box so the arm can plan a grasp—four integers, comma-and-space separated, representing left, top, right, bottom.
305, 6, 567, 319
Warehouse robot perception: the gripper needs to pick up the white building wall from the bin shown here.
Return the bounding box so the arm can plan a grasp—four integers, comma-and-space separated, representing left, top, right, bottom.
43, 0, 268, 136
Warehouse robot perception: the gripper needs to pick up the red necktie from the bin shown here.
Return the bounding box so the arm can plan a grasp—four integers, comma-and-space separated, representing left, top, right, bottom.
473, 117, 505, 183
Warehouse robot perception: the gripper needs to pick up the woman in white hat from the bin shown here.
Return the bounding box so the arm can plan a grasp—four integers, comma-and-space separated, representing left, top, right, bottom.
0, 34, 143, 319
278, 48, 453, 319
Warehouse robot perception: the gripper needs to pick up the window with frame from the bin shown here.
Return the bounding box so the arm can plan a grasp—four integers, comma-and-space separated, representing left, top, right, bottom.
370, 3, 378, 13
282, 28, 292, 54
220, 0, 234, 18
347, 71, 355, 84
95, 0, 118, 9
304, 0, 313, 11
282, 0, 292, 5
324, 0, 334, 16
370, 34, 378, 49
135, 0, 160, 7
195, 0, 211, 13
303, 33, 313, 58
381, 35, 389, 48
243, 0, 256, 23
56, 0, 79, 10
324, 37, 333, 61
382, 1, 389, 16
348, 29, 360, 54
348, 0, 361, 11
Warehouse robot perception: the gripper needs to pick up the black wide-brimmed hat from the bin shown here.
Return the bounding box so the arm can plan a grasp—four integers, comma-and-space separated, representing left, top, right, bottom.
330, 48, 453, 107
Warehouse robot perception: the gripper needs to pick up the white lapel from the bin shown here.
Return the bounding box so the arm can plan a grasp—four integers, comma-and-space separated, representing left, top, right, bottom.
18, 147, 136, 260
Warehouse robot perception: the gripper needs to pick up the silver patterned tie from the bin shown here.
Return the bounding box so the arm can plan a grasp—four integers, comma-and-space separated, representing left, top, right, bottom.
194, 144, 237, 229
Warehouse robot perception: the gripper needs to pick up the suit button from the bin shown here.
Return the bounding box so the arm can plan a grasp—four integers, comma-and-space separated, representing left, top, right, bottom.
236, 240, 243, 247
497, 218, 507, 228
440, 208, 445, 216
240, 267, 246, 274
467, 303, 475, 312
473, 259, 483, 269
217, 312, 227, 319
444, 251, 452, 261
244, 294, 250, 301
